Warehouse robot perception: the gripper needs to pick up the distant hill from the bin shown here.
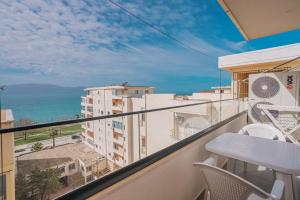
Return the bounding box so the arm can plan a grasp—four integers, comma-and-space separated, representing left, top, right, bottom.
2, 84, 85, 96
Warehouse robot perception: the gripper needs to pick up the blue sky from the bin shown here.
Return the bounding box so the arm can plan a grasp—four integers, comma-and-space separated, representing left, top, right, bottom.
0, 0, 300, 94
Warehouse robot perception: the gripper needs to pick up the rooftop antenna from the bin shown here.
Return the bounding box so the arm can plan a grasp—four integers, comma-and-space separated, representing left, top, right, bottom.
121, 82, 128, 86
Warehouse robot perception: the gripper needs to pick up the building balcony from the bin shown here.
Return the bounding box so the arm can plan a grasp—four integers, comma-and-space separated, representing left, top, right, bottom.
113, 134, 124, 146
114, 148, 124, 156
114, 156, 124, 167
7, 98, 288, 200
86, 130, 94, 139
112, 99, 123, 109
112, 109, 122, 115
112, 151, 124, 165
113, 142, 124, 155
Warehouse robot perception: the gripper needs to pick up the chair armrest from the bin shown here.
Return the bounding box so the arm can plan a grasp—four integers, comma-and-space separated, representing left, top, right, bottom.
193, 156, 218, 166
270, 180, 284, 200
247, 194, 266, 200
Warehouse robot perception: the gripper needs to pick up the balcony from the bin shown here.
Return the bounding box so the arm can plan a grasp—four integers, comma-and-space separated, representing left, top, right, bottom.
113, 153, 124, 167
113, 132, 124, 145
63, 110, 300, 200
112, 99, 123, 110
112, 109, 122, 115
86, 130, 94, 139
5, 98, 286, 200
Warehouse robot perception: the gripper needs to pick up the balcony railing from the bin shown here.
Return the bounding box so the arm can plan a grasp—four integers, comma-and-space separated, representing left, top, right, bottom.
0, 98, 247, 200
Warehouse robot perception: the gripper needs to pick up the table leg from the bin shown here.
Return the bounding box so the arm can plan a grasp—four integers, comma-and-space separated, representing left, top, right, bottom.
292, 176, 299, 200
276, 172, 294, 200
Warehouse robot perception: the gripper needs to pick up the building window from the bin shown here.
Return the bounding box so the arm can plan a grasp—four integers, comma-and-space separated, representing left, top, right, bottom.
108, 111, 110, 115
112, 121, 123, 129
86, 175, 93, 182
113, 143, 119, 150
69, 163, 76, 171
135, 90, 139, 94
101, 111, 103, 115
86, 166, 92, 172
59, 166, 65, 173
0, 175, 6, 200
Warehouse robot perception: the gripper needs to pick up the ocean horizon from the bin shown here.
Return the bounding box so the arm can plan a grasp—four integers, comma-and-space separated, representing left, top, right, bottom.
0, 84, 195, 123
2, 93, 83, 123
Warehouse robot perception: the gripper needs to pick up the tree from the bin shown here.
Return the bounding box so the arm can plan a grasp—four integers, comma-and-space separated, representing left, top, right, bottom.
15, 173, 31, 200
16, 168, 62, 200
16, 118, 33, 140
31, 142, 43, 152
50, 128, 59, 148
29, 168, 62, 200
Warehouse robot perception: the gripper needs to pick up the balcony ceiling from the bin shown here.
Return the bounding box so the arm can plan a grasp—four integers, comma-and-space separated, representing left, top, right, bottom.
218, 0, 300, 40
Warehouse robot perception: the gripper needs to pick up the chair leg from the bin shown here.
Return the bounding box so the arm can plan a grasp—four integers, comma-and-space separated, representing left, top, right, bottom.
243, 161, 247, 173
233, 159, 237, 173
272, 169, 276, 180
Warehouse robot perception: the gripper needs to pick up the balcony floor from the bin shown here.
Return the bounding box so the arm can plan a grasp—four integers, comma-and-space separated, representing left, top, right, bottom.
233, 160, 300, 198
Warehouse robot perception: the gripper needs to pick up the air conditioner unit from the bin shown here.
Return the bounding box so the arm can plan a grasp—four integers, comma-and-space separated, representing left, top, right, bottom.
248, 72, 300, 124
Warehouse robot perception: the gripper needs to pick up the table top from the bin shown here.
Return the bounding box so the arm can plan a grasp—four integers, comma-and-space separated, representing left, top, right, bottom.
205, 132, 300, 175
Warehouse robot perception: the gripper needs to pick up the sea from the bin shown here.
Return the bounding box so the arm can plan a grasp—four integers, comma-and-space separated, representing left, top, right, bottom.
1, 85, 84, 123
0, 84, 194, 124
2, 94, 82, 123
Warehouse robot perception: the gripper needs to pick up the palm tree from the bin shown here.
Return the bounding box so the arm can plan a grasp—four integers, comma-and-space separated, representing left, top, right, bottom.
50, 128, 59, 148
16, 118, 33, 140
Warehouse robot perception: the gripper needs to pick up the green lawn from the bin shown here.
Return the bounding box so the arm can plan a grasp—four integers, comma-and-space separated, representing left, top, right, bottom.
14, 124, 83, 146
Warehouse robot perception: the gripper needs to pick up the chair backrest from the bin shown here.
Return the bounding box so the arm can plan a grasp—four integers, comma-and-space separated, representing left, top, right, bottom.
238, 123, 286, 141
198, 163, 274, 200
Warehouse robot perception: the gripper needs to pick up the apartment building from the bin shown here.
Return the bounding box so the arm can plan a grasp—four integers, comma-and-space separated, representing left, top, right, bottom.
131, 94, 219, 161
81, 85, 154, 170
0, 109, 15, 200
81, 85, 237, 165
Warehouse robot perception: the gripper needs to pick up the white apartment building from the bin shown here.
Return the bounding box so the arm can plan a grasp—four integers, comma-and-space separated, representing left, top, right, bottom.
81, 85, 154, 170
81, 85, 238, 168
131, 92, 229, 161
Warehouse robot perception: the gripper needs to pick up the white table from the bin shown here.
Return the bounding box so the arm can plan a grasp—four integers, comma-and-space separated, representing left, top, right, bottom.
205, 132, 300, 200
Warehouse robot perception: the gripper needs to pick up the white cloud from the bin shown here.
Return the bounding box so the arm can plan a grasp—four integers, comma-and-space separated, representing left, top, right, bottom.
0, 0, 242, 87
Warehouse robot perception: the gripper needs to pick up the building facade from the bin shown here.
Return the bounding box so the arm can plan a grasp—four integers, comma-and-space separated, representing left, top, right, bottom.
81, 85, 154, 170
0, 109, 15, 200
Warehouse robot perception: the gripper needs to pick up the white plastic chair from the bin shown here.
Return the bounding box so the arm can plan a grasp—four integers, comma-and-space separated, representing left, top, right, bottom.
238, 123, 286, 141
193, 162, 284, 200
238, 123, 286, 173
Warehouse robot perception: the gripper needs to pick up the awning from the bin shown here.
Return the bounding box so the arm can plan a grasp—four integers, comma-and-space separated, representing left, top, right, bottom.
218, 0, 300, 40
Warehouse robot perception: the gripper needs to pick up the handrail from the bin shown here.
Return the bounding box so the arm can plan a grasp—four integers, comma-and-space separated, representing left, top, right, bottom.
0, 98, 244, 134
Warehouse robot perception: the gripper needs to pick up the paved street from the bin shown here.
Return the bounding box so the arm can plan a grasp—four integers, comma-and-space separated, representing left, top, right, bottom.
15, 133, 82, 156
